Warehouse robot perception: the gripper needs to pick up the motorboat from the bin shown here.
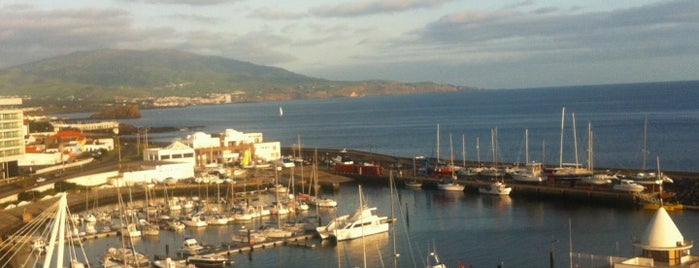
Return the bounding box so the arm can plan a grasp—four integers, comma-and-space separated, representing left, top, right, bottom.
231, 227, 266, 244
152, 257, 188, 268
320, 186, 390, 241
478, 180, 512, 195
102, 247, 151, 268
260, 225, 294, 238
404, 180, 423, 188
182, 215, 208, 228
581, 173, 615, 185
177, 238, 205, 255
166, 220, 186, 231
204, 214, 229, 225
511, 162, 546, 183
186, 253, 232, 268
613, 179, 646, 192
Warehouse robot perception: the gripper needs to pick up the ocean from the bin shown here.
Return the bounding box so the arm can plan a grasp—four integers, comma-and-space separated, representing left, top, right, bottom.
112, 80, 699, 173
53, 80, 699, 268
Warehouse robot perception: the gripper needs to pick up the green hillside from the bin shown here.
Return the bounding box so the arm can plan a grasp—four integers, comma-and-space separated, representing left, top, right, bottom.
0, 49, 461, 103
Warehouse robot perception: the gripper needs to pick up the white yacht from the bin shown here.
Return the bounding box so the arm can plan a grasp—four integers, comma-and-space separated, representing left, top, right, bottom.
317, 186, 389, 241
613, 179, 646, 192
478, 180, 512, 195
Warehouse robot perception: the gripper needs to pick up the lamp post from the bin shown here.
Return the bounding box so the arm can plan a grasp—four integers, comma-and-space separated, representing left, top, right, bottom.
113, 127, 121, 170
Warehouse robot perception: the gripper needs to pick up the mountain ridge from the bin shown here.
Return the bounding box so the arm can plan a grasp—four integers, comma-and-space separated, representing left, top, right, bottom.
0, 49, 467, 112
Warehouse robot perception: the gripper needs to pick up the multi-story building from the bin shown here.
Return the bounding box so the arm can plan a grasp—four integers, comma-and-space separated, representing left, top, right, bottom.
0, 98, 25, 180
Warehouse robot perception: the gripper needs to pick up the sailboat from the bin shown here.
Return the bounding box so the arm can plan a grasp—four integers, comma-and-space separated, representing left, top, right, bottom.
279, 106, 284, 117
435, 125, 465, 191
629, 118, 672, 186
479, 128, 512, 195
302, 151, 338, 207
511, 129, 545, 183
545, 107, 593, 181
581, 122, 615, 185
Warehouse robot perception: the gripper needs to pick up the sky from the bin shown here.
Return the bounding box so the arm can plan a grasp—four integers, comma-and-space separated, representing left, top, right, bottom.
1, 0, 698, 89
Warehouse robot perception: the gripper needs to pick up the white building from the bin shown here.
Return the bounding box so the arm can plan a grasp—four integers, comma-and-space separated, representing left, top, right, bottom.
253, 141, 281, 162
183, 132, 220, 149
142, 140, 196, 165
0, 98, 25, 180
614, 207, 699, 267
221, 129, 262, 146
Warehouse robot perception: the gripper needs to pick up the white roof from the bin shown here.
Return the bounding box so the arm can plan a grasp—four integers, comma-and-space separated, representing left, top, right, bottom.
164, 140, 193, 150
639, 207, 689, 250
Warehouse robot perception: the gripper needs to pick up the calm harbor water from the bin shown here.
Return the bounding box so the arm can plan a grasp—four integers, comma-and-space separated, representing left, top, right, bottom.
53, 80, 699, 267
74, 182, 699, 268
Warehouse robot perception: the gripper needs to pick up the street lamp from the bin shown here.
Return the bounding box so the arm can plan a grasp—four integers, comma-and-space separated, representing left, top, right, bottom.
113, 127, 121, 170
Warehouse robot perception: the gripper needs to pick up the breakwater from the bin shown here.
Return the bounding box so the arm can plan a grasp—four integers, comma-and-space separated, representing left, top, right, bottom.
284, 147, 699, 207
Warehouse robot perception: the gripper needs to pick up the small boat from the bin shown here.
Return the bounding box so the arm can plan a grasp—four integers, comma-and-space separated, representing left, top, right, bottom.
580, 173, 615, 185
404, 180, 423, 188
231, 227, 267, 244
613, 179, 646, 192
30, 237, 46, 253
511, 162, 546, 183
186, 253, 232, 268
102, 247, 151, 268
182, 215, 208, 227
437, 177, 464, 192
166, 220, 186, 231
426, 246, 447, 268
152, 257, 188, 268
478, 180, 512, 195
177, 238, 205, 255
260, 225, 294, 238
121, 223, 142, 238
204, 213, 229, 225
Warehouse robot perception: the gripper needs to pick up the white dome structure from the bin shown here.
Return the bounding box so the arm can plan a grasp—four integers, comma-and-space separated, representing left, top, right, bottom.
617, 207, 698, 267
638, 207, 691, 251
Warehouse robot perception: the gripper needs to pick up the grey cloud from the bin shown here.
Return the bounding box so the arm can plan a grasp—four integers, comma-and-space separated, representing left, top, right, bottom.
117, 0, 234, 6
414, 0, 699, 63
167, 13, 223, 24
311, 0, 452, 17
250, 7, 306, 20
173, 30, 297, 65
0, 7, 178, 68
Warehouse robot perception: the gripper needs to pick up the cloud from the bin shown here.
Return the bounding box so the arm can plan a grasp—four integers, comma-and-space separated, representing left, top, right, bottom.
172, 30, 297, 66
250, 7, 306, 20
0, 5, 298, 68
166, 13, 224, 24
117, 0, 235, 6
410, 0, 699, 64
302, 0, 699, 88
0, 7, 172, 67
311, 0, 452, 17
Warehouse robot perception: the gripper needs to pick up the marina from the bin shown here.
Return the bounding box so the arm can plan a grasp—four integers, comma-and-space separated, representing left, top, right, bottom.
2, 175, 699, 268
3, 82, 699, 267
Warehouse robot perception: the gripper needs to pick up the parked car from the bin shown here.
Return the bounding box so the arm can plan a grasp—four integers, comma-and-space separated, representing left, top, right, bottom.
36, 177, 46, 183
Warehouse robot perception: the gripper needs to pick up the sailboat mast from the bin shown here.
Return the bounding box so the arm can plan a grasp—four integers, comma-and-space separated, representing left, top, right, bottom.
572, 112, 579, 167
436, 124, 440, 165
588, 122, 593, 171
559, 107, 565, 168
524, 129, 529, 164
449, 133, 454, 166
462, 134, 466, 167
642, 117, 648, 171
476, 137, 481, 165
